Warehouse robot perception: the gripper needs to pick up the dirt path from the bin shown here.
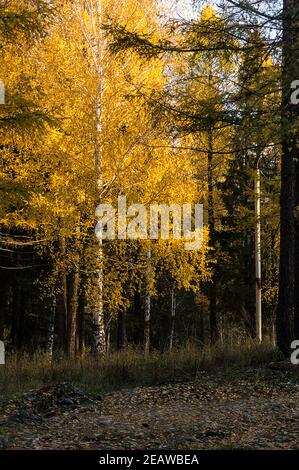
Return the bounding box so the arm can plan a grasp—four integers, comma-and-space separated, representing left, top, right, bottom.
1, 368, 299, 450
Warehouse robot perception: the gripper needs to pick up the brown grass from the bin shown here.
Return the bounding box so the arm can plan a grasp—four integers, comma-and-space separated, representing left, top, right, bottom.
0, 340, 281, 398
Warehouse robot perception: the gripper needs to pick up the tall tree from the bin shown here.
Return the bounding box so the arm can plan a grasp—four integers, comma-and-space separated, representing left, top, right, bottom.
277, 0, 299, 354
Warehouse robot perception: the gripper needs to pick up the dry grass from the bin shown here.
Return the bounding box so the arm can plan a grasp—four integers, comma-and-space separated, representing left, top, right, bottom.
0, 340, 281, 398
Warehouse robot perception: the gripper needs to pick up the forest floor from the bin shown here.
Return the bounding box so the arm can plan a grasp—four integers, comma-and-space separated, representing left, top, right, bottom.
1, 363, 299, 450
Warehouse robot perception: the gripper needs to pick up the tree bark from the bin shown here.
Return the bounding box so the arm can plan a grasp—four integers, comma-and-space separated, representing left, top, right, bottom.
11, 277, 22, 350
169, 289, 176, 351
46, 296, 56, 359
66, 226, 81, 357
0, 275, 10, 342
255, 166, 262, 342
67, 268, 80, 357
117, 311, 127, 350
76, 286, 85, 356
293, 3, 299, 340
207, 129, 218, 343
277, 0, 298, 355
90, 0, 106, 355
144, 247, 151, 355
54, 237, 67, 353
91, 238, 106, 354
106, 319, 111, 353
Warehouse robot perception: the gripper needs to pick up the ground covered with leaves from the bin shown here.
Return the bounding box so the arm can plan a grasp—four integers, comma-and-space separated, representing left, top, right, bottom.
1, 364, 299, 450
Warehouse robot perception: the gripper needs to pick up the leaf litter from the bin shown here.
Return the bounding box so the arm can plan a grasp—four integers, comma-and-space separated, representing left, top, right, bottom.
0, 366, 299, 450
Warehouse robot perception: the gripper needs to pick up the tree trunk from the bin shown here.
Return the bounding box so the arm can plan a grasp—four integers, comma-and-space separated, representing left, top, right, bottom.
54, 237, 67, 353
106, 319, 111, 353
91, 238, 106, 354
66, 226, 80, 357
169, 289, 176, 351
76, 287, 85, 356
46, 296, 56, 359
295, 163, 299, 338
255, 166, 262, 342
117, 311, 127, 350
277, 0, 298, 355
0, 275, 10, 342
144, 247, 151, 355
67, 269, 80, 357
198, 309, 205, 344
91, 0, 106, 355
11, 277, 22, 350
207, 129, 218, 343
293, 3, 299, 340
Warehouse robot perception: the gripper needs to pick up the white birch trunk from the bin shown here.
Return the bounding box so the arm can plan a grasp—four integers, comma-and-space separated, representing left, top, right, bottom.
94, 0, 106, 354
75, 0, 106, 354
46, 296, 56, 360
